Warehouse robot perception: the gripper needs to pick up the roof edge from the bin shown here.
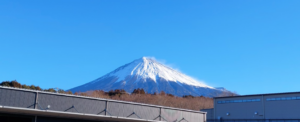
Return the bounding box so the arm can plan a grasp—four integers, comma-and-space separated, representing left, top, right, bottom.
214, 91, 300, 99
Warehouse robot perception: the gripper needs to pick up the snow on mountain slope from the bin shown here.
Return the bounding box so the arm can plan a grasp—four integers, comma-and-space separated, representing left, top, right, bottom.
69, 57, 224, 97
108, 57, 211, 87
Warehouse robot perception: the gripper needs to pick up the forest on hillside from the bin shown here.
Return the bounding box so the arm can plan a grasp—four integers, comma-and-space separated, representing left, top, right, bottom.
0, 80, 235, 110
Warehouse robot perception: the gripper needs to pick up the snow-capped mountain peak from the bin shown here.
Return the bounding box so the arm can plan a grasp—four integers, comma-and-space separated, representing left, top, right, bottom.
70, 57, 223, 97
109, 57, 212, 88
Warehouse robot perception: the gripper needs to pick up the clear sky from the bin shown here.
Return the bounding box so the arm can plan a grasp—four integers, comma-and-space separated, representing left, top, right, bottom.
1, 0, 300, 95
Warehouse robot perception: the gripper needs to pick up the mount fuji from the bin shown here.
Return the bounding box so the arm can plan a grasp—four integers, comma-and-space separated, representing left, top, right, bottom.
69, 57, 225, 97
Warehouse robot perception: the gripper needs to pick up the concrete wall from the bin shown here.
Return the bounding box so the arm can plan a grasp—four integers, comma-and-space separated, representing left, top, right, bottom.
0, 86, 206, 122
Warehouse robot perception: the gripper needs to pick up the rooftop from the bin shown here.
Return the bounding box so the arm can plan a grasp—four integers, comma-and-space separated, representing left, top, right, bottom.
214, 91, 300, 99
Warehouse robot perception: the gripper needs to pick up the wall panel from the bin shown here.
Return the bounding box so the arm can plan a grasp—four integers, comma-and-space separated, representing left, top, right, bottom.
264, 94, 300, 119
0, 88, 36, 109
38, 93, 106, 115
161, 108, 182, 122
107, 102, 160, 119
215, 96, 264, 119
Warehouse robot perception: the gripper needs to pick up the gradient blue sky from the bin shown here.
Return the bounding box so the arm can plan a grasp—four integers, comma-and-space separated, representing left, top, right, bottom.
1, 0, 300, 95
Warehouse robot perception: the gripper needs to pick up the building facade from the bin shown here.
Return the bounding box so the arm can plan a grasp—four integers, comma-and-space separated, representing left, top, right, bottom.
202, 91, 300, 121
0, 86, 206, 122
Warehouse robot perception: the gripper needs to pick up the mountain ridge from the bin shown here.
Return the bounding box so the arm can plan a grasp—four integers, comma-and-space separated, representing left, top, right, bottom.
69, 57, 225, 97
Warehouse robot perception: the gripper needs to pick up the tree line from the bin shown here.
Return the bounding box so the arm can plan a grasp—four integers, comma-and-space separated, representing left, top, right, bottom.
0, 80, 72, 94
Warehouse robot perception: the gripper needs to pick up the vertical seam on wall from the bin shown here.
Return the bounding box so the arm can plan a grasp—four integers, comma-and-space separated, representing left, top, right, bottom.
159, 107, 162, 121
105, 100, 108, 116
214, 98, 216, 119
262, 95, 265, 119
34, 92, 38, 109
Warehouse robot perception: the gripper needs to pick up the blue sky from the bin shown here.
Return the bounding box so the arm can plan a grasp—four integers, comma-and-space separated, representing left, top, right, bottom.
1, 0, 300, 95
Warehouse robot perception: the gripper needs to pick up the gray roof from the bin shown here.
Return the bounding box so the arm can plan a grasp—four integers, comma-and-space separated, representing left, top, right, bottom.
214, 91, 300, 99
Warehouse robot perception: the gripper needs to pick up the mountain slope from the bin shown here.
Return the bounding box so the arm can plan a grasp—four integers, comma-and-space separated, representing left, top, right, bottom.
69, 57, 224, 97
